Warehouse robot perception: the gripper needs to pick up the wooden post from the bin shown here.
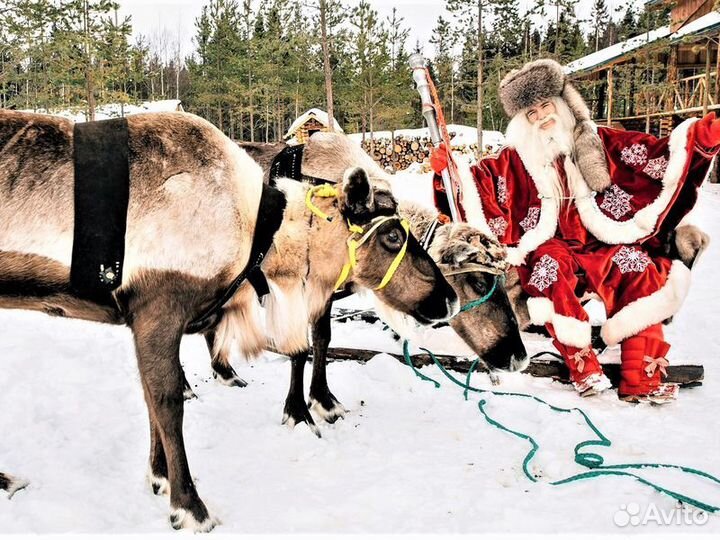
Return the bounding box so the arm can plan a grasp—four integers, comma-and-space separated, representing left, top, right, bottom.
607, 67, 613, 127
715, 33, 720, 104
705, 39, 712, 115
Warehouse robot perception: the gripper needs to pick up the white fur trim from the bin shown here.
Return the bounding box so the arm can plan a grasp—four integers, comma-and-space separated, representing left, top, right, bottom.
527, 297, 553, 324
601, 260, 691, 346
526, 297, 592, 348
508, 196, 558, 266
572, 118, 698, 245
554, 314, 592, 348
456, 157, 495, 239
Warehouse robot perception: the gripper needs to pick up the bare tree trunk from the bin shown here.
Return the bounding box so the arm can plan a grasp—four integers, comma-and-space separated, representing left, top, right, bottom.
249, 74, 255, 142
83, 0, 95, 121
476, 0, 484, 158
265, 102, 270, 143
320, 0, 335, 131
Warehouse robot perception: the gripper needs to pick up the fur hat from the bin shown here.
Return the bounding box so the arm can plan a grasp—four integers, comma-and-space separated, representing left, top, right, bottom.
499, 59, 611, 193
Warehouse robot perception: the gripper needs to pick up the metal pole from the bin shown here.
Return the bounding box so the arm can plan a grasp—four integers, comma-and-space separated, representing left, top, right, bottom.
408, 53, 461, 222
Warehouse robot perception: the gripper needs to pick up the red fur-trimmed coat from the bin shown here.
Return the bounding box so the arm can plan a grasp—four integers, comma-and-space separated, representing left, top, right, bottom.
434, 119, 717, 348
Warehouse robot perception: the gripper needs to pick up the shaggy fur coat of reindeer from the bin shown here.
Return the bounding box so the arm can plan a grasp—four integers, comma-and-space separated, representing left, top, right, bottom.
0, 110, 457, 531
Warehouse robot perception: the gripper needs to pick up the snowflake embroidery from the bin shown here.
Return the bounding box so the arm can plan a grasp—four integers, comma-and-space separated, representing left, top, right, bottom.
497, 176, 508, 205
520, 206, 540, 232
643, 156, 668, 180
488, 217, 508, 238
612, 246, 652, 274
620, 143, 648, 167
600, 184, 633, 219
529, 254, 559, 292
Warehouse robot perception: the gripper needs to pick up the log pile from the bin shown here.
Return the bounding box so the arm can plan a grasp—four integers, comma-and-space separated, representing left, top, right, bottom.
360, 132, 481, 172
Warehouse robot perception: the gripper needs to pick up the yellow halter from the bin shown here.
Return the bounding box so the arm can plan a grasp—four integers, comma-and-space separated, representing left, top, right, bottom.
304, 184, 410, 291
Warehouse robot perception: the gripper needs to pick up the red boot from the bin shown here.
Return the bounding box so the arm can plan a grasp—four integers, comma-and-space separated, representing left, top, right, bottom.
619, 325, 679, 404
552, 338, 612, 396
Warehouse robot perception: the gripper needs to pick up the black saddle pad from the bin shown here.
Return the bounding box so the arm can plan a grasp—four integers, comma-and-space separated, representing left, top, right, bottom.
70, 117, 130, 303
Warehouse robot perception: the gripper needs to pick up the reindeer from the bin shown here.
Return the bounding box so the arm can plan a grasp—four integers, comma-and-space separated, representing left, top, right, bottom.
0, 110, 459, 531
182, 133, 526, 435
201, 131, 708, 434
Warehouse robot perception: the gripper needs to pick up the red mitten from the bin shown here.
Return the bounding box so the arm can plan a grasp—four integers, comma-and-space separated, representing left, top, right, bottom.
693, 112, 720, 150
429, 142, 449, 174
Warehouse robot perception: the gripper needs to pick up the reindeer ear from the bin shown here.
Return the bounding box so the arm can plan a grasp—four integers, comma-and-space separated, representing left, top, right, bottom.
341, 167, 374, 217
441, 242, 480, 268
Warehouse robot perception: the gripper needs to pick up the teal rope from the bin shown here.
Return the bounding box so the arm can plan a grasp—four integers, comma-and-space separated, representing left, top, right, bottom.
403, 342, 720, 513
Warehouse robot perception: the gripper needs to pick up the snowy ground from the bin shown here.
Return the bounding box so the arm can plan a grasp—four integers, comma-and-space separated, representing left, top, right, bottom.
1, 174, 720, 534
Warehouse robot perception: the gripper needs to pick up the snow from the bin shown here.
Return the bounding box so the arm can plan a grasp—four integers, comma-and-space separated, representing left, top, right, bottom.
566, 11, 720, 75
285, 108, 344, 139
1, 172, 720, 533
22, 100, 184, 123
347, 124, 505, 153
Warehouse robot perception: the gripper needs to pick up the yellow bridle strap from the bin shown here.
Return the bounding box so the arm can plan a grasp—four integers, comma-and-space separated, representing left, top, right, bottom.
375, 218, 410, 290
333, 216, 411, 291
305, 184, 338, 222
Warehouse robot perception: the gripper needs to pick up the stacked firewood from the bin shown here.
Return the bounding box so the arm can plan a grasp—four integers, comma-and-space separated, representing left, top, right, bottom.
360, 132, 481, 172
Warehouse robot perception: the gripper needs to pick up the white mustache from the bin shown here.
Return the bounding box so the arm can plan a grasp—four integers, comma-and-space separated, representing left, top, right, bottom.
537, 113, 559, 129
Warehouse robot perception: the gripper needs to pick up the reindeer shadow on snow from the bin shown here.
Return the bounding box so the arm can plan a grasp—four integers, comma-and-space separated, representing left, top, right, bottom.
0, 111, 459, 531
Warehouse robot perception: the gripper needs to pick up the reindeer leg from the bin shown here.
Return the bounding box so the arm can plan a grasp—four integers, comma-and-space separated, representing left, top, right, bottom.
282, 349, 320, 437
145, 399, 170, 497
204, 330, 247, 388
131, 301, 218, 532
0, 472, 29, 500
182, 372, 198, 401
309, 301, 347, 423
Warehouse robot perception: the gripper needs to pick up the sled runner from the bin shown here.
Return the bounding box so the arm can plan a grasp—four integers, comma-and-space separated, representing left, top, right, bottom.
318, 345, 704, 387
325, 306, 704, 387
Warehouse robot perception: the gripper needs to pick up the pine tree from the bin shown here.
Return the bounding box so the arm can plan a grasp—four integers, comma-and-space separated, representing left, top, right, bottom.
448, 0, 485, 154
590, 0, 609, 52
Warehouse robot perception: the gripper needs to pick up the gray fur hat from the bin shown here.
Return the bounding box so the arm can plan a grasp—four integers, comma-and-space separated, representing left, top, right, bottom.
499, 58, 611, 193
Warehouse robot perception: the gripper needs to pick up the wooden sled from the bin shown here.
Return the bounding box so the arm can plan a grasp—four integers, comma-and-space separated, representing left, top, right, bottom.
320, 346, 704, 388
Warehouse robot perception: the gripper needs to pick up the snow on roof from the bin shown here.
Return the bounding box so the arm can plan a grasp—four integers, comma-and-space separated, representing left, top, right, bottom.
565, 11, 720, 75
25, 99, 184, 122
284, 108, 344, 138
346, 124, 505, 151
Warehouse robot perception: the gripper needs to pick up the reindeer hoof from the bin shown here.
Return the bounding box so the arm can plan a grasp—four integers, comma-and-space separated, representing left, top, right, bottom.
169, 505, 220, 533
1, 474, 29, 500
212, 363, 248, 388
282, 398, 321, 438
308, 391, 347, 424
147, 468, 170, 497
183, 387, 198, 401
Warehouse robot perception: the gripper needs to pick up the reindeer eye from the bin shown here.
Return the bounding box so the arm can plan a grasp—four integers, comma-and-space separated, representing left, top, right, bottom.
468, 275, 487, 295
380, 227, 403, 252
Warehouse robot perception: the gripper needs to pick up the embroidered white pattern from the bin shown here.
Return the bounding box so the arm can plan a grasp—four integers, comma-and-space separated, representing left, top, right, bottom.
520, 206, 540, 232
620, 143, 648, 166
612, 246, 652, 274
642, 156, 668, 180
497, 176, 508, 205
528, 254, 559, 292
488, 217, 508, 238
599, 185, 633, 219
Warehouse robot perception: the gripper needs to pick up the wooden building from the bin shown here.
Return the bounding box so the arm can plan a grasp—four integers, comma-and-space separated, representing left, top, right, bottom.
284, 108, 343, 144
566, 0, 720, 136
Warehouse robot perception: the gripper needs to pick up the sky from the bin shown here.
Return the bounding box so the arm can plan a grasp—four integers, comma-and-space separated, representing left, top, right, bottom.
116, 0, 645, 61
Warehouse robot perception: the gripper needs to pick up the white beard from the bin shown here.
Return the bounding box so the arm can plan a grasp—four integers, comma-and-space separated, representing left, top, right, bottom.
505, 96, 579, 208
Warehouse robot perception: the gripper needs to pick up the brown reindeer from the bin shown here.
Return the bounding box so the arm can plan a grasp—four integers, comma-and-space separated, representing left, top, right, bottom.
184, 133, 525, 433
205, 131, 708, 432
0, 110, 458, 531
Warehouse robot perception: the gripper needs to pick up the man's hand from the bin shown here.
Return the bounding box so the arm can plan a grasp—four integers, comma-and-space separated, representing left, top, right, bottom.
429, 142, 449, 174
693, 112, 720, 150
